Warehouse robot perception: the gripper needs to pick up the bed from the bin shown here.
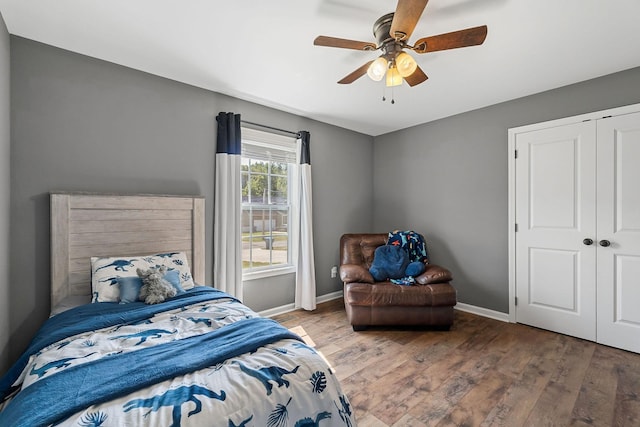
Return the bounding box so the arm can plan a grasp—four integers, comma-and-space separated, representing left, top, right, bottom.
0, 193, 355, 427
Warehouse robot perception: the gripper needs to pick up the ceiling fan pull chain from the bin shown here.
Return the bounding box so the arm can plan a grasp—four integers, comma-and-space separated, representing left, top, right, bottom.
391, 86, 395, 104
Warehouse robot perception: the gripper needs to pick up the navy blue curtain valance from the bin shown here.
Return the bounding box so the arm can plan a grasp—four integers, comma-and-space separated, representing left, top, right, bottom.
299, 130, 311, 165
216, 112, 241, 155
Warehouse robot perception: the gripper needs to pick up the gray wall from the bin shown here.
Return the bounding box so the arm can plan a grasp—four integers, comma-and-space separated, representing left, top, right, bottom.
0, 12, 11, 375
8, 36, 373, 368
374, 66, 640, 313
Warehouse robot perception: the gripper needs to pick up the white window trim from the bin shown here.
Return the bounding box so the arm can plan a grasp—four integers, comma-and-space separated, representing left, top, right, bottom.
242, 265, 296, 281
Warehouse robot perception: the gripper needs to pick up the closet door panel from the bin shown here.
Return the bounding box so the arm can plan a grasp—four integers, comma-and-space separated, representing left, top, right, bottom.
596, 112, 640, 353
515, 121, 597, 341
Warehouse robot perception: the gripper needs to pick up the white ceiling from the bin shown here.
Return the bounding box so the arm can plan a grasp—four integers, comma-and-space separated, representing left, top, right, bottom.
2, 0, 640, 136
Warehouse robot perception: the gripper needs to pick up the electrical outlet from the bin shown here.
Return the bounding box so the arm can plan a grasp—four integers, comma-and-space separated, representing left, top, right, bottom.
330, 266, 338, 278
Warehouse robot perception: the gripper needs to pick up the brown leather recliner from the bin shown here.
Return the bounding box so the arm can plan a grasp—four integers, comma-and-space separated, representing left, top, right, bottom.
340, 233, 457, 331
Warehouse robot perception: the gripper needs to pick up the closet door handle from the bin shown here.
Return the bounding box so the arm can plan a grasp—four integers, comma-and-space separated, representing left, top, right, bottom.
599, 239, 611, 247
583, 238, 594, 246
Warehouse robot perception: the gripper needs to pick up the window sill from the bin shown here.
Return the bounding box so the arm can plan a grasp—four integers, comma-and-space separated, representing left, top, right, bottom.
242, 265, 295, 281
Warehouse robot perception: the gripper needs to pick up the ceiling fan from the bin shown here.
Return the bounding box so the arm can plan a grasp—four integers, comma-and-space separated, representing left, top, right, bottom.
314, 0, 487, 89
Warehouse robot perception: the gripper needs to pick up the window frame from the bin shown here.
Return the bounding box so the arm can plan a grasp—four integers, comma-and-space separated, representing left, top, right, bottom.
241, 127, 298, 280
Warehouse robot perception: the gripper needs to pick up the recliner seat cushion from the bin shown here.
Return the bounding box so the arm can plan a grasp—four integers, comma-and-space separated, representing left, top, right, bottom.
345, 282, 457, 307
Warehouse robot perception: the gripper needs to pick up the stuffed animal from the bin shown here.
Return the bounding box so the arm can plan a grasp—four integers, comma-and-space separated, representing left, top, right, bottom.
137, 265, 177, 304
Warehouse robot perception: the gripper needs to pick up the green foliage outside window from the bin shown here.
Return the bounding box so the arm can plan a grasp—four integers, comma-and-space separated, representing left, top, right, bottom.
241, 160, 288, 203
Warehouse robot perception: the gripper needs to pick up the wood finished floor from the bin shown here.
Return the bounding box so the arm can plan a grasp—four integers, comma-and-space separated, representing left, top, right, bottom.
271, 299, 640, 427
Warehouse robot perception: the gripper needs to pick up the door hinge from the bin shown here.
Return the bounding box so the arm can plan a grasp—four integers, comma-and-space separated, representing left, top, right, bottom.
515, 149, 518, 159
515, 296, 518, 306
515, 223, 518, 232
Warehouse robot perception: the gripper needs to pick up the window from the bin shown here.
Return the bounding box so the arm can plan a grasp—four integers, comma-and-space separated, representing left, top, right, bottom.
241, 128, 298, 277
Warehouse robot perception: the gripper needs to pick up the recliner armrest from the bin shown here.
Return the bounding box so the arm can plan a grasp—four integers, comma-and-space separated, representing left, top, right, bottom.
340, 264, 375, 284
415, 264, 452, 285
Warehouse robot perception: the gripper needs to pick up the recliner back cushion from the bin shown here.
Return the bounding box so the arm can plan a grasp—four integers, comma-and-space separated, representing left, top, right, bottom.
340, 234, 388, 268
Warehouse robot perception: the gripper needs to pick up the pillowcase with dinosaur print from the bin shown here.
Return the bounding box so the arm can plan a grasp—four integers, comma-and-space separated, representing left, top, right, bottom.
91, 252, 195, 302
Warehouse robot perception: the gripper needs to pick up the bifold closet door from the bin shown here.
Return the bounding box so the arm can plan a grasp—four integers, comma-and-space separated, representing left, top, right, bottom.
595, 112, 640, 354
514, 121, 597, 341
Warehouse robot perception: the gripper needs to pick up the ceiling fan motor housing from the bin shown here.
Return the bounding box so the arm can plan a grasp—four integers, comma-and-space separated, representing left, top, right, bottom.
373, 13, 395, 46
374, 13, 405, 62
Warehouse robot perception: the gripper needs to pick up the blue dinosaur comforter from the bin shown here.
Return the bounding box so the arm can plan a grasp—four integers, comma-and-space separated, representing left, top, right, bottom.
0, 287, 356, 427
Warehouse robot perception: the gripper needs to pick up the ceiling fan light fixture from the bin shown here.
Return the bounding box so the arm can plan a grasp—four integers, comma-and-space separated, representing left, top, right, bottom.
396, 51, 417, 77
367, 57, 388, 81
386, 66, 403, 87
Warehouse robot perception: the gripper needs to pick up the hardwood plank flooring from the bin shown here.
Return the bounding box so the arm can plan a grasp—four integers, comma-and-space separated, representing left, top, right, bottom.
271, 299, 640, 427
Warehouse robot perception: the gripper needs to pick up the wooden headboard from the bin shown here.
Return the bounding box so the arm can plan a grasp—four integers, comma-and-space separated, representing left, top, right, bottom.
50, 192, 205, 309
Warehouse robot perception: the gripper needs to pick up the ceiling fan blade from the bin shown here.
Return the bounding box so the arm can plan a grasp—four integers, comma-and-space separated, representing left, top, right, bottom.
389, 0, 429, 41
403, 65, 428, 87
314, 36, 377, 51
413, 25, 488, 53
338, 61, 374, 84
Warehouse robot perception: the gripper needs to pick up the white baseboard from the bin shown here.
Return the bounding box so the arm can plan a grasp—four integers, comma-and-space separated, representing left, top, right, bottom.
259, 290, 343, 318
316, 290, 343, 304
455, 302, 510, 323
260, 294, 510, 324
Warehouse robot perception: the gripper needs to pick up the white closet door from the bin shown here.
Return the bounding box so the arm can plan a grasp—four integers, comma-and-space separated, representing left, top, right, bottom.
515, 121, 597, 340
596, 112, 640, 353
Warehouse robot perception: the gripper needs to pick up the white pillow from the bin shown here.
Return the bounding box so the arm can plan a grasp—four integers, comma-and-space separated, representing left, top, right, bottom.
91, 252, 195, 302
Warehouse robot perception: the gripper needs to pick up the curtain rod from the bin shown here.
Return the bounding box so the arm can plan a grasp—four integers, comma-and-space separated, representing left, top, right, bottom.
241, 120, 300, 138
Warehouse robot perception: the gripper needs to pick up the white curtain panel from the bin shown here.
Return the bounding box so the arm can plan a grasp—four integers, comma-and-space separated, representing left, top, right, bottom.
295, 132, 316, 310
